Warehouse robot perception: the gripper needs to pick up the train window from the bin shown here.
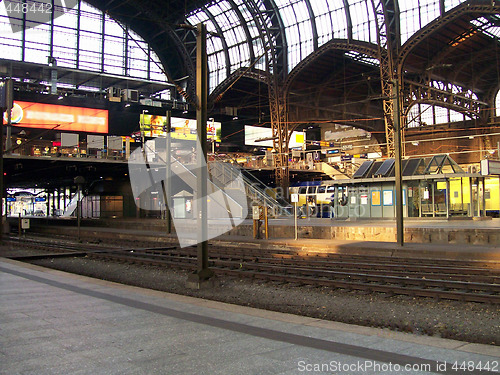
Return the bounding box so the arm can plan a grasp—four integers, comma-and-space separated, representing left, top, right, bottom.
326, 186, 335, 193
307, 186, 317, 194
299, 187, 307, 194
317, 186, 326, 193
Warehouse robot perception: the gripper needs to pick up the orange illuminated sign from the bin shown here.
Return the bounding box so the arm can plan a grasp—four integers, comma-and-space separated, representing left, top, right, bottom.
3, 101, 108, 134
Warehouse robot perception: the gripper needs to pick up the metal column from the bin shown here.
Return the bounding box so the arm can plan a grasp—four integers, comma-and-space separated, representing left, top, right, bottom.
392, 79, 404, 246
161, 111, 172, 234
187, 23, 214, 288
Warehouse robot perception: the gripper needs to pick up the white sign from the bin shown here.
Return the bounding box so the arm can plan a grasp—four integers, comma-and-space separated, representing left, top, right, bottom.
481, 159, 500, 175
21, 219, 30, 229
360, 194, 368, 205
291, 193, 299, 203
244, 125, 304, 148
252, 206, 261, 220
383, 190, 393, 206
61, 133, 79, 147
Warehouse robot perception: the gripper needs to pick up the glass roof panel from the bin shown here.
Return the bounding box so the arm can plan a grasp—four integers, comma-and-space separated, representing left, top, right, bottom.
471, 17, 500, 39
312, 0, 348, 46
275, 0, 314, 71
444, 0, 468, 12
349, 0, 377, 44
399, 0, 441, 44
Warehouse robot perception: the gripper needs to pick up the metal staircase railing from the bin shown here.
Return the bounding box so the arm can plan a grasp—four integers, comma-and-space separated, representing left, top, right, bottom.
209, 154, 292, 217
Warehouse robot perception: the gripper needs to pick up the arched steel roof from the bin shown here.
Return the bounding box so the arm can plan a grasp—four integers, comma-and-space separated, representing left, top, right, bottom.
42, 0, 500, 128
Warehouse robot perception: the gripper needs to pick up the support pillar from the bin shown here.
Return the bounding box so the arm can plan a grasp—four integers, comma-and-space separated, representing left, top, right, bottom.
469, 177, 473, 217
446, 179, 450, 218
187, 23, 215, 289
162, 111, 172, 235
392, 79, 404, 246
481, 177, 486, 217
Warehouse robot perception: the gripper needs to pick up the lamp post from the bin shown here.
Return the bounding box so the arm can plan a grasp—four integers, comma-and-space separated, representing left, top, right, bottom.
141, 109, 148, 153
74, 176, 85, 241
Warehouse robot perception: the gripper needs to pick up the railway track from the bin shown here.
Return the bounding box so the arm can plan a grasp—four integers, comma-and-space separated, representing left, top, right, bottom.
4, 236, 500, 304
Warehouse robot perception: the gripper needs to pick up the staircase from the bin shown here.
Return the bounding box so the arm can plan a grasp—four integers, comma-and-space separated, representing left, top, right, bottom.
61, 192, 84, 217
209, 155, 292, 217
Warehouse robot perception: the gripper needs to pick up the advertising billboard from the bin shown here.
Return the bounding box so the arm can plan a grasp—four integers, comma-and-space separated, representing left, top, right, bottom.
140, 114, 221, 142
244, 125, 305, 148
3, 101, 108, 133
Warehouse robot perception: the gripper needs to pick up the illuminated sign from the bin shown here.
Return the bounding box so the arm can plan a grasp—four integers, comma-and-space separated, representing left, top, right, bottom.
140, 114, 221, 142
244, 125, 305, 148
3, 101, 108, 134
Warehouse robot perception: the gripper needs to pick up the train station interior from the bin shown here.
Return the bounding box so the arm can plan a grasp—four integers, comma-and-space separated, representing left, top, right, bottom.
0, 0, 499, 374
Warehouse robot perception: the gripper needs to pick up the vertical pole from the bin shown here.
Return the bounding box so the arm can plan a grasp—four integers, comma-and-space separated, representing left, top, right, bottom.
419, 185, 422, 218
77, 186, 81, 241
392, 79, 404, 246
481, 177, 486, 217
460, 178, 464, 213
264, 205, 269, 240
187, 22, 213, 287
0, 79, 13, 242
46, 190, 50, 217
5, 80, 11, 154
431, 182, 435, 218
164, 111, 172, 234
446, 179, 450, 218
469, 177, 473, 217
476, 178, 480, 217
197, 22, 208, 272
294, 202, 298, 240
0, 94, 4, 243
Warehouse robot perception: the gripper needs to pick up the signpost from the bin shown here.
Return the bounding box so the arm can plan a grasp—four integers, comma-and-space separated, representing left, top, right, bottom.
291, 193, 298, 240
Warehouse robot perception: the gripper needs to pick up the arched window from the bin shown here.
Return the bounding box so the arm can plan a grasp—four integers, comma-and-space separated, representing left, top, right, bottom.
0, 0, 168, 85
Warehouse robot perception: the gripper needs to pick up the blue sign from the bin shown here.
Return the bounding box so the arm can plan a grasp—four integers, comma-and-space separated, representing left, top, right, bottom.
35, 197, 46, 202
327, 149, 340, 154
6, 197, 15, 202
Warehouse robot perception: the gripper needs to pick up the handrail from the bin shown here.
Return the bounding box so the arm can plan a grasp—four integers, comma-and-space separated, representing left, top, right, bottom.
209, 154, 292, 216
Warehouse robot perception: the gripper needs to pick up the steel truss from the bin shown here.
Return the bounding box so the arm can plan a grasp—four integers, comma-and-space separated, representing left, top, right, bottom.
402, 80, 487, 119
244, 0, 289, 192
370, 0, 401, 158
398, 2, 500, 141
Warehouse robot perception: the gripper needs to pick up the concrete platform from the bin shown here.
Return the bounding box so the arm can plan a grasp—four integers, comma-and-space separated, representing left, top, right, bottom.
16, 216, 500, 249
1, 258, 499, 375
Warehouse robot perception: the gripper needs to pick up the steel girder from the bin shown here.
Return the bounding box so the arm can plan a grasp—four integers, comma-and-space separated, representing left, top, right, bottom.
398, 2, 500, 137
120, 0, 197, 102
400, 3, 500, 65
243, 0, 289, 191
370, 0, 400, 158
402, 80, 487, 120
